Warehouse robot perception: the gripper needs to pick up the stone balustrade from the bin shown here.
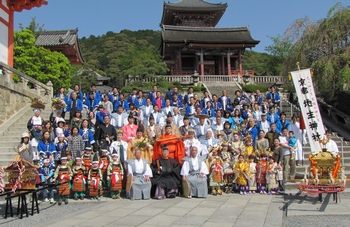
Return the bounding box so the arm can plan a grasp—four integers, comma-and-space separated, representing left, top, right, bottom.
0, 61, 53, 125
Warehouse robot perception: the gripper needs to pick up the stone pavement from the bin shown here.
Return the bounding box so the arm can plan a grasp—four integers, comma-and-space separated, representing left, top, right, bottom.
3, 189, 350, 227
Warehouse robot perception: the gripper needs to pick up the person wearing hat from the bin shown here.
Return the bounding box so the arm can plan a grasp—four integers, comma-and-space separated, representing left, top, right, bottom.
72, 156, 87, 200
38, 158, 55, 203
183, 128, 202, 157
179, 115, 194, 136
54, 118, 65, 137
256, 112, 270, 134
82, 144, 93, 173
17, 132, 34, 163
99, 146, 112, 190
162, 111, 181, 137
255, 150, 268, 194
220, 141, 234, 193
107, 149, 124, 199
54, 133, 68, 166
88, 154, 103, 200
27, 108, 44, 144
193, 114, 211, 140
127, 127, 153, 163
181, 146, 209, 198
234, 154, 251, 195
153, 124, 185, 165
150, 144, 181, 199
147, 104, 165, 128
122, 113, 138, 143
53, 151, 73, 205
144, 113, 161, 143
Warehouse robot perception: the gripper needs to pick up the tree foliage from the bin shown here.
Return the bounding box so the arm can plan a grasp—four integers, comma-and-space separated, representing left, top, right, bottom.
18, 17, 45, 38
283, 3, 350, 98
14, 29, 72, 92
242, 50, 277, 76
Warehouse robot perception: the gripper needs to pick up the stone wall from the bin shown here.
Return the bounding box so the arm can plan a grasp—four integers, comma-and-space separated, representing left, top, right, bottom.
0, 88, 30, 125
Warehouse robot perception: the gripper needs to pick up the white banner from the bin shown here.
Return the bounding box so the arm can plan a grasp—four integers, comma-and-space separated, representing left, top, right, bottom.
290, 68, 325, 154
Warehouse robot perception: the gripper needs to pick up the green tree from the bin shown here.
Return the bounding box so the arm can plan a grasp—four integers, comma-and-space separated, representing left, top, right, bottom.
70, 67, 98, 93
14, 29, 71, 92
284, 3, 350, 98
18, 17, 45, 38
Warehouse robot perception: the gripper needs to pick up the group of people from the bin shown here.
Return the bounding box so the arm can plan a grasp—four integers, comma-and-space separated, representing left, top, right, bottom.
16, 83, 341, 204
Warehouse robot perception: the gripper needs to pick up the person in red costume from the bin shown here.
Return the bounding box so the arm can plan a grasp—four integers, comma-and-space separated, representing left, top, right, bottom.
153, 124, 185, 165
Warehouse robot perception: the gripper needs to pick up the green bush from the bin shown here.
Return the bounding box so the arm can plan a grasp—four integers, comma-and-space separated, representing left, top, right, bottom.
243, 84, 268, 93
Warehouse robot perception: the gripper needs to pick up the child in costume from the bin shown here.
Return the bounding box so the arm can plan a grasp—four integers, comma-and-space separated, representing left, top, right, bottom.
53, 151, 73, 205
209, 156, 224, 195
82, 144, 93, 173
54, 133, 68, 166
72, 156, 86, 200
234, 154, 251, 195
248, 154, 257, 194
38, 158, 55, 203
66, 151, 74, 168
256, 151, 268, 194
99, 147, 111, 191
107, 150, 124, 199
244, 135, 254, 156
266, 157, 279, 195
88, 154, 103, 200
220, 141, 235, 193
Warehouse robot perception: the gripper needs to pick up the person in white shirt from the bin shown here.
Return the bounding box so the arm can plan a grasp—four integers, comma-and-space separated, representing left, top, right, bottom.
184, 129, 205, 157
181, 146, 209, 198
109, 132, 128, 164
279, 128, 296, 182
324, 130, 339, 156
126, 148, 152, 200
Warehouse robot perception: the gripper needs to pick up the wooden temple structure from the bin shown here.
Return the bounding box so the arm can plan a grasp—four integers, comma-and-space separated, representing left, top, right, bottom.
35, 28, 84, 65
160, 0, 260, 76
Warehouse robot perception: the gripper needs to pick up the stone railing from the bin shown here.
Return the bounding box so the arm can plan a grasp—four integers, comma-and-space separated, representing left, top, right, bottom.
126, 74, 287, 86
0, 61, 53, 125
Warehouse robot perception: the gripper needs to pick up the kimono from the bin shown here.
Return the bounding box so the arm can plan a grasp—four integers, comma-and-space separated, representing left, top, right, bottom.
249, 162, 257, 191
234, 161, 251, 193
256, 159, 268, 193
72, 165, 86, 198
127, 137, 153, 163
122, 124, 138, 143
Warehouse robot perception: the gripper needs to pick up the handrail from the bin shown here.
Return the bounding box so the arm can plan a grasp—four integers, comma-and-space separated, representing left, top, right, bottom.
0, 61, 51, 95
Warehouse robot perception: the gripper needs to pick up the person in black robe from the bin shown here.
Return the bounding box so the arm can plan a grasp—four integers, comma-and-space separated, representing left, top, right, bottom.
95, 115, 117, 153
151, 145, 181, 199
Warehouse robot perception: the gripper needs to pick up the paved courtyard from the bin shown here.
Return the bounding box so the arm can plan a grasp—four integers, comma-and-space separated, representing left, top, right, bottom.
1, 189, 350, 227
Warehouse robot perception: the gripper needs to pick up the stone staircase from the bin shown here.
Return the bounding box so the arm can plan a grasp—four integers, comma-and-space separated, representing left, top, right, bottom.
0, 105, 52, 168
203, 81, 241, 99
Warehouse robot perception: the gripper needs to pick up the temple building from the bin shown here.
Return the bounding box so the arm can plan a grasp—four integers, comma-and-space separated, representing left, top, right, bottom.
160, 0, 259, 76
35, 28, 84, 65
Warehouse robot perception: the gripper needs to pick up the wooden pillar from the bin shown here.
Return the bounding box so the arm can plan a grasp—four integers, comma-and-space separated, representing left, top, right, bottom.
8, 10, 14, 67
195, 55, 199, 72
227, 49, 231, 75
239, 49, 243, 75
200, 48, 204, 79
221, 55, 225, 75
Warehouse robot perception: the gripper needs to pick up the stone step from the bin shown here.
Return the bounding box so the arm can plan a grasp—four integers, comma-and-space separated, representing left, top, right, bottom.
0, 141, 19, 146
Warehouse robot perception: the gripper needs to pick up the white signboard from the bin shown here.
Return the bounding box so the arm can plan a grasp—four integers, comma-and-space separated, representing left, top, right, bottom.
290, 68, 325, 153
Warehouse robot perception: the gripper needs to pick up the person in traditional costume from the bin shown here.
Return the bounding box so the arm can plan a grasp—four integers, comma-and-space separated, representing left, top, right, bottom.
126, 148, 153, 200
122, 113, 138, 143
127, 127, 153, 163
151, 145, 181, 199
243, 135, 254, 156
54, 133, 68, 166
193, 114, 211, 140
53, 151, 73, 205
38, 130, 56, 167
231, 131, 246, 158
234, 154, 251, 195
38, 158, 55, 203
220, 141, 235, 193
266, 156, 279, 195
82, 144, 93, 173
144, 113, 162, 143
107, 150, 124, 199
79, 119, 96, 149
17, 132, 34, 163
222, 121, 234, 142
200, 129, 221, 151
209, 155, 225, 195
109, 131, 128, 164
162, 112, 181, 137
54, 117, 65, 137
255, 130, 270, 151
99, 147, 111, 190
248, 154, 257, 194
256, 151, 268, 194
153, 124, 185, 165
184, 128, 203, 157
88, 154, 103, 200
72, 156, 86, 200
96, 115, 117, 151
179, 115, 193, 136
181, 146, 209, 198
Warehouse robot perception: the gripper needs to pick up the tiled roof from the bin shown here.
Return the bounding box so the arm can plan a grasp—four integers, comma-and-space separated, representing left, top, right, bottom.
35, 28, 78, 46
164, 0, 227, 8
162, 25, 260, 44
